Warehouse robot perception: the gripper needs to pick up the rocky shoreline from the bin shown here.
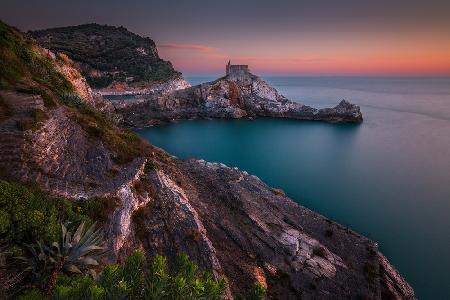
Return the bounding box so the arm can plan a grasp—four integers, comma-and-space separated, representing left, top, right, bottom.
96, 76, 191, 97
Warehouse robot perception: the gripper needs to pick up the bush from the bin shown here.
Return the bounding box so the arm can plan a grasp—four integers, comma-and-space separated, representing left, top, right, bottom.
0, 180, 91, 246
73, 197, 120, 224
19, 250, 228, 299
17, 289, 45, 300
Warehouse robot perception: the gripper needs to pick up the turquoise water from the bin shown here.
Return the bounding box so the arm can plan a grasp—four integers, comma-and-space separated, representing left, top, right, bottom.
135, 76, 450, 299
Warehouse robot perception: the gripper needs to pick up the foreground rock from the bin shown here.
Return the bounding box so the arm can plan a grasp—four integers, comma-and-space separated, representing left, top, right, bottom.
123, 158, 414, 299
115, 69, 363, 127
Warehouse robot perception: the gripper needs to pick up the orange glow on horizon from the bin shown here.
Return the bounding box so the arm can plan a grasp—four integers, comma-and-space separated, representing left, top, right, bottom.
160, 52, 450, 76
158, 36, 450, 76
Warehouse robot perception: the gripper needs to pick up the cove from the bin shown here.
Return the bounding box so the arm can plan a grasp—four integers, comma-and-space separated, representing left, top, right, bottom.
135, 77, 450, 299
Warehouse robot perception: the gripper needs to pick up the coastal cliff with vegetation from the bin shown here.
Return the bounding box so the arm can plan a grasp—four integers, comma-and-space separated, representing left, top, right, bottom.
0, 21, 414, 299
30, 24, 190, 94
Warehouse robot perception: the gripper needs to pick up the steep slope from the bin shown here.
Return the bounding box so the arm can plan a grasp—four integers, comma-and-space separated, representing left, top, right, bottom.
30, 24, 190, 93
1, 21, 413, 299
115, 71, 363, 127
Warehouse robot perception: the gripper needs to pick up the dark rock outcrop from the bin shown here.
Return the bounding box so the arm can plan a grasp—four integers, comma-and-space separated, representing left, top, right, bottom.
115, 71, 363, 127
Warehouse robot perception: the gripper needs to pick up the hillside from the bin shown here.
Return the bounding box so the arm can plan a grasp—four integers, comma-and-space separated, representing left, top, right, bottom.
0, 21, 414, 299
30, 24, 182, 89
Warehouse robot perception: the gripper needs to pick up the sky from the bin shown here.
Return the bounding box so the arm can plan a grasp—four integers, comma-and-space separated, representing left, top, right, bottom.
2, 0, 450, 76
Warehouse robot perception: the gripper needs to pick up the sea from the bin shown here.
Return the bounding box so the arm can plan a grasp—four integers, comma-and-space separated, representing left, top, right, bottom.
134, 76, 450, 299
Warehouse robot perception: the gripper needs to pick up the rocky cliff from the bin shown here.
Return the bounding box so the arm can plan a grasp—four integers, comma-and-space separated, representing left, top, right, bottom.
125, 158, 415, 299
0, 21, 413, 299
115, 71, 363, 127
30, 24, 190, 93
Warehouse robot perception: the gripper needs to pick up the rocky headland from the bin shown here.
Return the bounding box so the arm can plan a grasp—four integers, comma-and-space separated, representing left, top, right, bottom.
113, 66, 362, 127
0, 21, 413, 299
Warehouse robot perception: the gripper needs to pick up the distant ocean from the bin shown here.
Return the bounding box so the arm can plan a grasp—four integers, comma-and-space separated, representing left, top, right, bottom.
136, 76, 450, 299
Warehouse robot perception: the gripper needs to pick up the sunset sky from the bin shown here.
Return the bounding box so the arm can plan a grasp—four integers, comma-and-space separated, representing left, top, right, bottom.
2, 0, 450, 76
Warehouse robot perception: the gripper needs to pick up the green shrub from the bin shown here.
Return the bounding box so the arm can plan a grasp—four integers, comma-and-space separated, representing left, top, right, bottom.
31, 250, 228, 300
0, 180, 91, 246
73, 197, 119, 224
246, 283, 266, 300
18, 289, 45, 300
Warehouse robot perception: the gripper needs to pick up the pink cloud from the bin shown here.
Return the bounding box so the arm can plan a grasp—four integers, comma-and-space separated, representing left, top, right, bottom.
202, 53, 228, 59
159, 43, 218, 52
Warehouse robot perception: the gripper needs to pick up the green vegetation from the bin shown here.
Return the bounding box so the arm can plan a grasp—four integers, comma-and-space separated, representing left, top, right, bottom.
74, 197, 120, 224
20, 221, 107, 293
0, 21, 74, 98
0, 180, 96, 296
0, 180, 91, 248
19, 250, 228, 300
30, 24, 181, 88
0, 181, 231, 299
245, 283, 267, 300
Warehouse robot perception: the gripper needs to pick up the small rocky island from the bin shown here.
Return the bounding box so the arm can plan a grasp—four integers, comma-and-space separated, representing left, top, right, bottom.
114, 62, 363, 127
0, 22, 414, 299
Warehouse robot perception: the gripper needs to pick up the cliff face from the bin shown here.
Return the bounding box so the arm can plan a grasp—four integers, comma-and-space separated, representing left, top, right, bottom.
134, 159, 416, 299
30, 24, 189, 92
115, 71, 363, 127
0, 21, 413, 299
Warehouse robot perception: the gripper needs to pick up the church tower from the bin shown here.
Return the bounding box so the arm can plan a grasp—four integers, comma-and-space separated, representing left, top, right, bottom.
226, 60, 231, 75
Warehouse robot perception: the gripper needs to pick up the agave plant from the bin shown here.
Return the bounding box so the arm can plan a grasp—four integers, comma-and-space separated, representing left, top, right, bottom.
55, 221, 107, 274
21, 221, 108, 293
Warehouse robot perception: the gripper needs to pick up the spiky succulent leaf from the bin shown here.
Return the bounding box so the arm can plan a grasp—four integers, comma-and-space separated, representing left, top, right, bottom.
65, 264, 82, 274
